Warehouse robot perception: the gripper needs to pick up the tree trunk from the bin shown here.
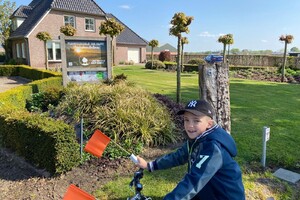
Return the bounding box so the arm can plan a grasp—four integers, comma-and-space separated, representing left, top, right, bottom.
281, 42, 288, 82
151, 48, 154, 68
44, 41, 49, 70
222, 43, 227, 63
111, 38, 114, 67
198, 63, 231, 133
176, 36, 182, 103
181, 45, 184, 72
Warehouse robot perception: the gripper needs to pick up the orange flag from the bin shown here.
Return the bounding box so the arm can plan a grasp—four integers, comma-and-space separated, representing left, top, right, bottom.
84, 129, 110, 157
63, 184, 95, 200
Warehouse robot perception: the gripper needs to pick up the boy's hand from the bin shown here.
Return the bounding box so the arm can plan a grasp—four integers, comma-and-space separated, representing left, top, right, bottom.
136, 156, 148, 169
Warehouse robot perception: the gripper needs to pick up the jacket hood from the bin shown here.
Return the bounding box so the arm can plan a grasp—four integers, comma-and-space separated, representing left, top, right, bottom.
206, 126, 237, 157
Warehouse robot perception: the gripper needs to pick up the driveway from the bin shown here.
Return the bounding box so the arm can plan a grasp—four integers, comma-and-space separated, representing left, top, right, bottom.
0, 77, 31, 93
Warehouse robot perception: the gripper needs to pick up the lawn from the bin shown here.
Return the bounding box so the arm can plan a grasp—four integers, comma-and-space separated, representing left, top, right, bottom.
95, 65, 300, 199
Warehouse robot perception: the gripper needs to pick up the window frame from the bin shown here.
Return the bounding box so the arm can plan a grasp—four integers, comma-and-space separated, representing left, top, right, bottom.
64, 15, 76, 27
47, 40, 61, 61
85, 17, 95, 32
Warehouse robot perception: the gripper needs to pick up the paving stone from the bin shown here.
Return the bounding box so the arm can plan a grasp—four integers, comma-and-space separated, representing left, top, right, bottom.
273, 168, 300, 184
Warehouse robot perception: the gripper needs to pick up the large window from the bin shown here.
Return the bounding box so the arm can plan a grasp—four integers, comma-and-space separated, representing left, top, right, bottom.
47, 41, 61, 61
16, 43, 21, 58
21, 43, 26, 58
85, 18, 95, 31
64, 15, 75, 27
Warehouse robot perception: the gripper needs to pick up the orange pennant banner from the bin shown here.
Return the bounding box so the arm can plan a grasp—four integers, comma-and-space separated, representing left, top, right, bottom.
63, 184, 95, 200
84, 129, 110, 157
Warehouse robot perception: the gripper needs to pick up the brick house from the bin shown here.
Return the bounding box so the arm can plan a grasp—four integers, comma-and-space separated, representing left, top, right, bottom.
9, 0, 147, 69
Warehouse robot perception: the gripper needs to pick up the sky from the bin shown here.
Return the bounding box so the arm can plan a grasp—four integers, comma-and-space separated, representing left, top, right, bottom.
13, 0, 300, 52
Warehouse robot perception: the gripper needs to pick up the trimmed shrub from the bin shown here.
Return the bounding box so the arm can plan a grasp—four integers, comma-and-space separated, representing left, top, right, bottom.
145, 60, 165, 70
0, 108, 80, 175
52, 82, 179, 158
187, 58, 206, 66
159, 51, 171, 62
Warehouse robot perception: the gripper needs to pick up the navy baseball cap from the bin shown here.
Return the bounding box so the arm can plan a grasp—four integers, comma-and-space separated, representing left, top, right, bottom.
177, 100, 214, 119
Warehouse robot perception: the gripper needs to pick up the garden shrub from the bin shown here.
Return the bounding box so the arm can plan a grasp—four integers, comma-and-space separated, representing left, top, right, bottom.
159, 50, 171, 62
187, 58, 206, 66
0, 108, 80, 175
145, 60, 165, 70
164, 61, 177, 71
52, 82, 179, 158
26, 87, 64, 112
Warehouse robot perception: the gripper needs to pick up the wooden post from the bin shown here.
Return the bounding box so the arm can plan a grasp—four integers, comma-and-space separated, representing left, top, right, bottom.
198, 63, 231, 133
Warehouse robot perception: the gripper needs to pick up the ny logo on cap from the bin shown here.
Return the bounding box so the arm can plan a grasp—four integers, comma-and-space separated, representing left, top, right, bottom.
187, 100, 197, 108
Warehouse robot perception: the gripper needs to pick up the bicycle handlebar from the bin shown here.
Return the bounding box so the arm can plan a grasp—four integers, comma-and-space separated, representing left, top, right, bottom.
127, 168, 151, 200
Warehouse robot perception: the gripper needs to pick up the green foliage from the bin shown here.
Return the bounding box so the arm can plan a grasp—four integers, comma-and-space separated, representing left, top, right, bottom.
187, 58, 205, 65
0, 0, 16, 52
52, 82, 179, 158
36, 32, 52, 41
0, 65, 62, 110
218, 33, 234, 45
169, 12, 194, 37
148, 39, 159, 48
145, 60, 165, 69
0, 108, 80, 174
60, 25, 76, 36
99, 18, 124, 39
26, 87, 64, 112
159, 51, 171, 62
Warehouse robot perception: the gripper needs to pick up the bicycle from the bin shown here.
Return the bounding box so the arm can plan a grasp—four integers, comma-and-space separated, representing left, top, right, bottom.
127, 168, 152, 200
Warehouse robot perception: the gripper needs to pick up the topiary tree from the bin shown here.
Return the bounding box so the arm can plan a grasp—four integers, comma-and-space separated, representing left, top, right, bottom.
60, 25, 76, 36
158, 50, 171, 62
99, 18, 124, 67
181, 37, 189, 71
36, 32, 52, 69
218, 34, 234, 63
279, 34, 294, 82
169, 12, 193, 103
148, 39, 159, 68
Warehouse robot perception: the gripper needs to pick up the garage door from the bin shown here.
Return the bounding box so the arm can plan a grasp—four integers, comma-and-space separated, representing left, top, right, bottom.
128, 48, 140, 63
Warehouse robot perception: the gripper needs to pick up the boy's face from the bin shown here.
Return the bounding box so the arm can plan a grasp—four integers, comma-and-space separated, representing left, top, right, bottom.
183, 111, 213, 139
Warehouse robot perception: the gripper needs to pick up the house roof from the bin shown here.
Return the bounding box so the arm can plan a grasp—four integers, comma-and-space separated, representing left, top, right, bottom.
146, 43, 177, 53
10, 0, 106, 38
106, 13, 148, 46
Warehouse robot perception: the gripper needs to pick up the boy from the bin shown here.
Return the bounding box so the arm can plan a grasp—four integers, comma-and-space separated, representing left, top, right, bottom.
136, 100, 245, 200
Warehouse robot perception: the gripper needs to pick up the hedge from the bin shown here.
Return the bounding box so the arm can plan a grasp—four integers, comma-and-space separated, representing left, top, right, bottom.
0, 108, 80, 175
0, 65, 79, 175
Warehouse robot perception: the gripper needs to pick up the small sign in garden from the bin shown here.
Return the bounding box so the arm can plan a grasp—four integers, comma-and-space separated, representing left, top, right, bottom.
60, 34, 112, 86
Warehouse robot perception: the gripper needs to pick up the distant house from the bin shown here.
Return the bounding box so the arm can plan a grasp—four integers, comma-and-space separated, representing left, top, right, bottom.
9, 0, 147, 69
146, 43, 177, 55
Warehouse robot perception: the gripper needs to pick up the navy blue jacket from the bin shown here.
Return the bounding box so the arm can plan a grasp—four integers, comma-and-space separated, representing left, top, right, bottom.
147, 125, 245, 200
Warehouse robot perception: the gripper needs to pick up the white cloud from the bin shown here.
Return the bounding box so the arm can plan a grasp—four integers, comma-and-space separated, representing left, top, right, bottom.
261, 39, 268, 43
198, 31, 224, 38
119, 5, 131, 9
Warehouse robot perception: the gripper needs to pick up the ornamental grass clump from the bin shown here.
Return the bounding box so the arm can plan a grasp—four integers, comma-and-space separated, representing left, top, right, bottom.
53, 81, 179, 157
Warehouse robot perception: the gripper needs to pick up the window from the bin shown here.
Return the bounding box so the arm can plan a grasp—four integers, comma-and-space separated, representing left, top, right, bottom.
21, 43, 26, 58
16, 43, 20, 58
85, 18, 95, 31
47, 41, 61, 61
64, 15, 75, 27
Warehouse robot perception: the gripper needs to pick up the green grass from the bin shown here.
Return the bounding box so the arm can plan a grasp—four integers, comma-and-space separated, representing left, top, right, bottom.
95, 65, 300, 199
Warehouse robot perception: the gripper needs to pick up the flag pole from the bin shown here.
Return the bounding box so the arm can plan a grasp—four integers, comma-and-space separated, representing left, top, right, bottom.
109, 139, 139, 164
109, 139, 131, 156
